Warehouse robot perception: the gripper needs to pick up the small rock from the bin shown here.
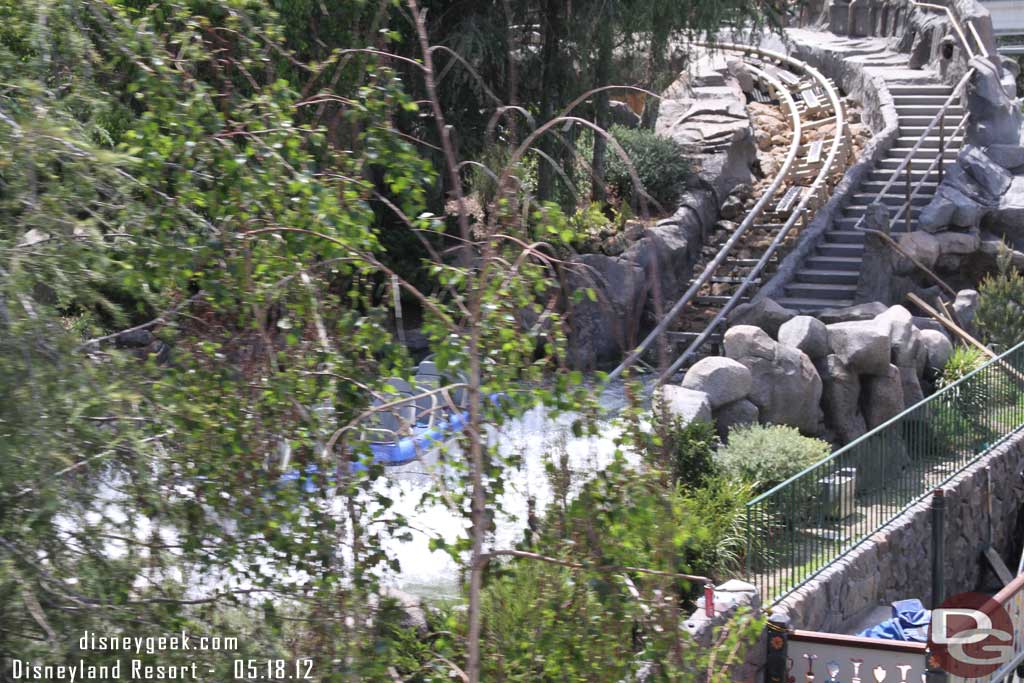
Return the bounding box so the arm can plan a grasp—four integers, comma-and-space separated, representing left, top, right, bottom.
682, 357, 753, 409
778, 315, 830, 360
720, 195, 744, 220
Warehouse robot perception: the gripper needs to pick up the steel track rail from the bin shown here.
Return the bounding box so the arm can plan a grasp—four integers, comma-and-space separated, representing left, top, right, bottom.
607, 43, 846, 385
654, 44, 848, 384
607, 51, 807, 382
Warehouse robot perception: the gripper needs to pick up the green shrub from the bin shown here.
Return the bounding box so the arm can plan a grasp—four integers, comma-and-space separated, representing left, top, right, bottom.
680, 476, 758, 576
976, 246, 1024, 351
604, 125, 688, 212
645, 412, 718, 489
936, 346, 991, 418
715, 424, 830, 494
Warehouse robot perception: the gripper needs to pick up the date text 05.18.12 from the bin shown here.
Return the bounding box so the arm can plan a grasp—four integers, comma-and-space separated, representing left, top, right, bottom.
233, 659, 314, 679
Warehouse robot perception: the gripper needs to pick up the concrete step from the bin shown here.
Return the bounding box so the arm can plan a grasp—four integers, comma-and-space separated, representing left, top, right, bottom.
817, 242, 865, 257
895, 104, 963, 116
836, 217, 916, 231
867, 170, 942, 183
778, 296, 855, 312
889, 144, 963, 157
794, 268, 860, 285
893, 94, 960, 105
898, 115, 966, 128
785, 282, 859, 300
849, 193, 931, 207
823, 229, 866, 244
842, 204, 922, 216
892, 135, 963, 147
888, 85, 954, 96
861, 180, 938, 194
899, 126, 966, 139
806, 255, 862, 271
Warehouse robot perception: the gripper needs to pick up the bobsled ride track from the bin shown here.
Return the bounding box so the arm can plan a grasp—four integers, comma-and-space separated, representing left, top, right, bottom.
609, 44, 852, 386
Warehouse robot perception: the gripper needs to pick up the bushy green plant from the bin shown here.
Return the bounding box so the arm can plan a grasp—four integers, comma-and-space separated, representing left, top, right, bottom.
715, 424, 830, 494
604, 125, 688, 212
680, 476, 757, 576
936, 346, 990, 417
646, 412, 719, 489
976, 245, 1024, 351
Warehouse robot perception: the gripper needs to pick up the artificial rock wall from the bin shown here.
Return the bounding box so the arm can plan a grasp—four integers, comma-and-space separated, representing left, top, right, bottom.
776, 428, 1024, 633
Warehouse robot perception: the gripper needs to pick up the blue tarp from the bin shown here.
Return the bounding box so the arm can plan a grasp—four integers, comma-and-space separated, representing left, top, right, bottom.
856, 599, 931, 642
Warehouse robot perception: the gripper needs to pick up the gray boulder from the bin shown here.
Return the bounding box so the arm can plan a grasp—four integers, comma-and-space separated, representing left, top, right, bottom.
985, 143, 1024, 170
874, 305, 926, 373
816, 302, 888, 325
900, 365, 925, 406
778, 315, 830, 360
918, 195, 956, 233
919, 329, 954, 371
817, 355, 867, 444
826, 320, 892, 376
896, 231, 940, 273
861, 364, 906, 429
723, 324, 776, 360
965, 55, 1024, 148
566, 253, 649, 369
934, 229, 981, 256
656, 385, 713, 425
713, 398, 759, 441
725, 326, 823, 434
682, 356, 753, 409
726, 298, 796, 338
952, 289, 979, 335
926, 182, 989, 231
960, 146, 1012, 199
985, 175, 1024, 242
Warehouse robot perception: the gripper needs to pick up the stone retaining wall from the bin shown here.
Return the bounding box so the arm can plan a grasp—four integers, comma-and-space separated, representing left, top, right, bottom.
775, 427, 1024, 633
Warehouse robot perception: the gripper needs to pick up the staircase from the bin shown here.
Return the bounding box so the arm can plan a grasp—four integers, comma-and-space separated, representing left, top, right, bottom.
777, 84, 964, 312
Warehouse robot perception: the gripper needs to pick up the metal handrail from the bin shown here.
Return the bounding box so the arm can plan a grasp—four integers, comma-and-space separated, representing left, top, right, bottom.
605, 54, 805, 382
652, 43, 848, 384
851, 69, 972, 235
745, 338, 1024, 605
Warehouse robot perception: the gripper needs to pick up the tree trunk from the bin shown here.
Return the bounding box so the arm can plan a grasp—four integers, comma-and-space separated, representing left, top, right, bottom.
591, 13, 612, 203
537, 0, 563, 203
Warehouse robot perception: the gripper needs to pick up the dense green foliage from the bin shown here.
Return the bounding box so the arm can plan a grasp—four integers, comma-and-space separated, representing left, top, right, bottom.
715, 424, 831, 493
0, 0, 788, 680
647, 414, 718, 489
605, 125, 690, 211
976, 250, 1024, 351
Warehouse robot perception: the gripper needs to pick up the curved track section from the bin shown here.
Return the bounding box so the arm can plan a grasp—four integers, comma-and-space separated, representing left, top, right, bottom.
607, 44, 850, 385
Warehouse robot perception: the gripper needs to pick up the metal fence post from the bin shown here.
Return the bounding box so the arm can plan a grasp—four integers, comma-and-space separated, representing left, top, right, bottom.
931, 489, 946, 608
764, 612, 790, 683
